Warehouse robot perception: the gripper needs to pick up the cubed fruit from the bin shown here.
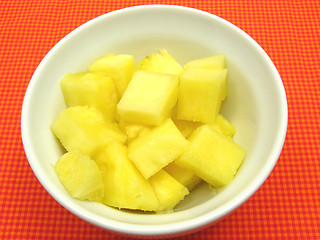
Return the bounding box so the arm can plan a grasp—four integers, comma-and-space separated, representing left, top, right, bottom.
117, 70, 179, 126
184, 54, 226, 70
149, 169, 189, 212
164, 163, 202, 191
172, 118, 201, 138
177, 68, 227, 124
137, 49, 183, 75
175, 125, 245, 187
171, 106, 201, 138
92, 141, 159, 211
51, 106, 126, 156
55, 151, 104, 202
211, 114, 236, 137
183, 54, 227, 100
88, 54, 135, 97
128, 118, 190, 179
60, 72, 119, 121
118, 120, 150, 143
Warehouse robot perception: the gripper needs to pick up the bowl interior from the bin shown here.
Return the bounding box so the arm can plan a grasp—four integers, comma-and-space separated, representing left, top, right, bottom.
21, 5, 287, 236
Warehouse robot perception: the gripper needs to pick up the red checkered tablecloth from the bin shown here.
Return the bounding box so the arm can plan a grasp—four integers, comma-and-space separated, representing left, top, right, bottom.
1, 0, 319, 239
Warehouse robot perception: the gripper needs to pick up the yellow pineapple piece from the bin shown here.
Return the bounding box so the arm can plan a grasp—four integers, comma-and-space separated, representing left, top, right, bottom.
211, 114, 236, 137
137, 49, 183, 75
55, 151, 104, 202
117, 70, 179, 126
170, 106, 201, 138
149, 169, 189, 212
128, 118, 189, 179
184, 54, 226, 70
118, 120, 150, 143
173, 114, 236, 140
51, 106, 126, 156
92, 141, 159, 211
172, 118, 201, 139
164, 163, 202, 191
175, 125, 245, 187
184, 54, 227, 100
177, 68, 227, 124
88, 54, 135, 97
61, 72, 119, 121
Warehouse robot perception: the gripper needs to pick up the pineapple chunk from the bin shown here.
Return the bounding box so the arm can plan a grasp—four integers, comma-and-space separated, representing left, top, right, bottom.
88, 54, 135, 97
173, 114, 236, 140
164, 163, 202, 191
118, 120, 150, 143
172, 118, 201, 139
175, 125, 245, 187
183, 54, 227, 100
184, 54, 226, 70
149, 169, 189, 212
137, 49, 183, 75
172, 106, 235, 139
51, 106, 126, 156
211, 114, 236, 137
92, 141, 159, 211
117, 70, 179, 126
60, 72, 119, 121
128, 118, 190, 179
177, 68, 227, 124
55, 151, 104, 202
171, 106, 201, 138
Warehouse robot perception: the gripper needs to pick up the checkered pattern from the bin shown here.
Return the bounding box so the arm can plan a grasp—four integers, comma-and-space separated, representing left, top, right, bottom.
1, 0, 319, 239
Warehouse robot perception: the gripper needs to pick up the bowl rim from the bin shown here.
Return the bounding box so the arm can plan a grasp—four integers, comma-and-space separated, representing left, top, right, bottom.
21, 4, 288, 237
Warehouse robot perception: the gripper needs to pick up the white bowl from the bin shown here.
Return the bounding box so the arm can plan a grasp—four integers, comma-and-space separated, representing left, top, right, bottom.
21, 5, 288, 238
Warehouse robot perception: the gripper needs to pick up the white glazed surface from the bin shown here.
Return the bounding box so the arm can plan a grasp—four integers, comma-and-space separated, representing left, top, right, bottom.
21, 5, 288, 237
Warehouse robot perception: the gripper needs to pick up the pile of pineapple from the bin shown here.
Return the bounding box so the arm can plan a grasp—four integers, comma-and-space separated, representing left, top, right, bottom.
51, 49, 245, 213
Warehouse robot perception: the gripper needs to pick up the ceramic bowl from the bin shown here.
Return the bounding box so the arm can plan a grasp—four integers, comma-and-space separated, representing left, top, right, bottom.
21, 5, 288, 238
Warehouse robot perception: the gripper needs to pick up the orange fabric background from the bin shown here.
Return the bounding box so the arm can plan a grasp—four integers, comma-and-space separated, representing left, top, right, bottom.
1, 0, 319, 239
